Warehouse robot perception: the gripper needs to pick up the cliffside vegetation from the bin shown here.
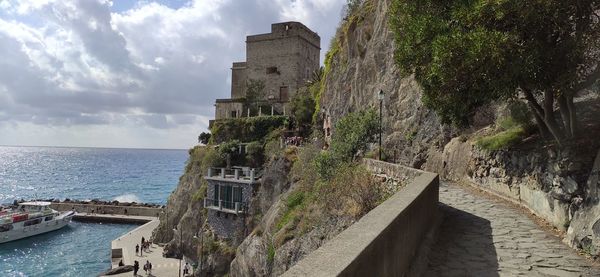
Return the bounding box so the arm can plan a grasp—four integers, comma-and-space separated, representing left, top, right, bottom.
390, 0, 600, 145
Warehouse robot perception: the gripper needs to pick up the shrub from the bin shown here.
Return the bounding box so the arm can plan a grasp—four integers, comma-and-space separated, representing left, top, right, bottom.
246, 141, 264, 167
267, 242, 275, 263
210, 116, 289, 143
476, 126, 526, 151
198, 132, 211, 145
290, 88, 316, 136
507, 100, 532, 128
316, 109, 379, 179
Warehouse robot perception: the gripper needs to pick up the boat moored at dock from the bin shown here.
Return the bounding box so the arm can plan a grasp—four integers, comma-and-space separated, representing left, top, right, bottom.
0, 202, 75, 244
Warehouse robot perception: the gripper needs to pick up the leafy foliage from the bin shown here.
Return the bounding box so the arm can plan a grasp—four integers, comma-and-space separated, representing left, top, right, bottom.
290, 88, 316, 135
244, 79, 265, 114
198, 132, 211, 145
390, 0, 600, 142
315, 109, 379, 179
245, 141, 264, 167
210, 116, 288, 143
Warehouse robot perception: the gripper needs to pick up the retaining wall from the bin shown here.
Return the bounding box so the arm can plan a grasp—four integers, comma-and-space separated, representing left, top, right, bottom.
283, 159, 439, 277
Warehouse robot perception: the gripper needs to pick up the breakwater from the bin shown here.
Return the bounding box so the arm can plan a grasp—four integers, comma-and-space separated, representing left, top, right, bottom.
14, 199, 164, 224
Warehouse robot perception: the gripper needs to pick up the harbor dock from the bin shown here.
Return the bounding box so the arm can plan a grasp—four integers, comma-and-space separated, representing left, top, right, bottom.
103, 218, 183, 277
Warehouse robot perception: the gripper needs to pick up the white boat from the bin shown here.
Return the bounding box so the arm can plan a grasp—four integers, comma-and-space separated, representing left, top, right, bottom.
0, 201, 75, 244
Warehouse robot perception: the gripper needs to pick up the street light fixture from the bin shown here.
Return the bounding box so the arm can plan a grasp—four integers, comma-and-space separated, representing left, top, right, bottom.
377, 90, 384, 160
173, 227, 182, 277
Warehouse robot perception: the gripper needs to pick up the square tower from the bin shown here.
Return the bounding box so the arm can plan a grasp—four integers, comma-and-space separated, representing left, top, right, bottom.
214, 22, 321, 121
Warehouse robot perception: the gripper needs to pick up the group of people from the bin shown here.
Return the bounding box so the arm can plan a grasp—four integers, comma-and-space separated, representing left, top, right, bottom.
285, 136, 303, 147
135, 236, 152, 256
133, 260, 152, 276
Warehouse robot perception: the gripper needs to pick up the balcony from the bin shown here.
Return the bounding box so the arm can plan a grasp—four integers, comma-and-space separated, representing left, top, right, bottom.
205, 167, 261, 184
203, 198, 247, 214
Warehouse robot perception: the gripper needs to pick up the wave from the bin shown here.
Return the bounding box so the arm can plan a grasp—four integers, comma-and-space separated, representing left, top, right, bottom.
114, 194, 141, 203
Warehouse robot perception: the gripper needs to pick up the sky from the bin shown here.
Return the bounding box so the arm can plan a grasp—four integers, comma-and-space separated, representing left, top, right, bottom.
0, 0, 346, 149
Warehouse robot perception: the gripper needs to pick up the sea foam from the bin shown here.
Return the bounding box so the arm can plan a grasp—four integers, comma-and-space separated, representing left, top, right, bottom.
114, 194, 141, 203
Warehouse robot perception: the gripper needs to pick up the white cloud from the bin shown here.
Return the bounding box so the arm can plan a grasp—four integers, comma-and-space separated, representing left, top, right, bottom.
0, 0, 345, 149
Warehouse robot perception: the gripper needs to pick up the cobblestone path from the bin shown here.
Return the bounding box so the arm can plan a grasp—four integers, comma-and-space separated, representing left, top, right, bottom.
425, 182, 600, 277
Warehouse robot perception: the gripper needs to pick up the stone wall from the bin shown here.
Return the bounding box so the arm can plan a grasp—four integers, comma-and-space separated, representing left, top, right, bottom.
231, 62, 247, 99
245, 22, 320, 102
282, 166, 439, 277
51, 202, 162, 217
363, 158, 425, 185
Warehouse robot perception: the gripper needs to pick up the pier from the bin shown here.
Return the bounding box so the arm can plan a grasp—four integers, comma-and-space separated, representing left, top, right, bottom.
101, 218, 183, 277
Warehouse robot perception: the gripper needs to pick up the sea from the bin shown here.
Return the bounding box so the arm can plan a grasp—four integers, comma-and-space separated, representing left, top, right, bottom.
0, 146, 189, 276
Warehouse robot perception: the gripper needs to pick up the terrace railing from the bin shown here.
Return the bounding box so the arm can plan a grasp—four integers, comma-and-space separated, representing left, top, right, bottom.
203, 198, 247, 214
206, 167, 261, 183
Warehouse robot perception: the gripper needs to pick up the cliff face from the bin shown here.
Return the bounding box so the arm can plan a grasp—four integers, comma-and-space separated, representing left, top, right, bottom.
157, 1, 600, 275
320, 0, 453, 169
318, 0, 600, 258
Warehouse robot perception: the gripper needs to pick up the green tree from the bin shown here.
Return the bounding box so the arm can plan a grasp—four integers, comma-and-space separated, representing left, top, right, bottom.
290, 88, 316, 136
315, 109, 379, 179
245, 79, 265, 115
198, 132, 211, 145
390, 0, 600, 144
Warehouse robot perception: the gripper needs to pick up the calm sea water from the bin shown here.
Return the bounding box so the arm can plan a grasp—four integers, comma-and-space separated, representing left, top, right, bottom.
0, 146, 189, 276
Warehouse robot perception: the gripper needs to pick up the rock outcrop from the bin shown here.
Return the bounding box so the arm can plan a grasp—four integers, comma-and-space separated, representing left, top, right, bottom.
320, 0, 454, 168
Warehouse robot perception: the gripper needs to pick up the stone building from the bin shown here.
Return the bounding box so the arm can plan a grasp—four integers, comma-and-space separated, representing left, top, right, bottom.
214, 21, 321, 120
203, 167, 260, 240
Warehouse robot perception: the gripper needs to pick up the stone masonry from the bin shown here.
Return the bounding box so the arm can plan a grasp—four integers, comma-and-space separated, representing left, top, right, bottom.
205, 176, 258, 242
214, 22, 320, 120
426, 182, 600, 276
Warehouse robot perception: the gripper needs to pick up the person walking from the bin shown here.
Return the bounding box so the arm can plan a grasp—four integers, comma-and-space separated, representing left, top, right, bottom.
135, 244, 139, 256
183, 262, 190, 276
144, 260, 151, 276
133, 260, 139, 276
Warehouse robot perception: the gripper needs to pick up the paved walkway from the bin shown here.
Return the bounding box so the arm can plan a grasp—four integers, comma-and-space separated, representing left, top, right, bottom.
426, 182, 600, 277
106, 219, 183, 277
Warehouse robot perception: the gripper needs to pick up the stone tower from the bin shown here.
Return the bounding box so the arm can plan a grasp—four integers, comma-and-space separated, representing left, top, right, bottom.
214, 22, 321, 120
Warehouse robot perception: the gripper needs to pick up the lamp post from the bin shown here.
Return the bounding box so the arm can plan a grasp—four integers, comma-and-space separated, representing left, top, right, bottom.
173, 227, 182, 277
377, 90, 384, 160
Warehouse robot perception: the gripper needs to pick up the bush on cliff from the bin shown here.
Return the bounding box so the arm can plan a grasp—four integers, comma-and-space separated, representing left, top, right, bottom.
210, 116, 289, 144
315, 108, 379, 179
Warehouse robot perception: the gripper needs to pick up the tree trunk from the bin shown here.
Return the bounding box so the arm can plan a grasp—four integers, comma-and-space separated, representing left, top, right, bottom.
542, 90, 565, 145
523, 89, 552, 140
567, 94, 577, 137
558, 94, 572, 138
530, 106, 552, 140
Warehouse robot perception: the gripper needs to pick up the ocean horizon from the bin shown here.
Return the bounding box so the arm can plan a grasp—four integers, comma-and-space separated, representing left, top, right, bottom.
0, 146, 188, 276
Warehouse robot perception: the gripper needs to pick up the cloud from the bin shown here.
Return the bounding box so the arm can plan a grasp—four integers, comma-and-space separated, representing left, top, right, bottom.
0, 0, 345, 148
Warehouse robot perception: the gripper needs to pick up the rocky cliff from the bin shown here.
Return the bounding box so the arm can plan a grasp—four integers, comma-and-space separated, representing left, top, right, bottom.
318, 0, 600, 259
156, 0, 600, 275
319, 0, 456, 169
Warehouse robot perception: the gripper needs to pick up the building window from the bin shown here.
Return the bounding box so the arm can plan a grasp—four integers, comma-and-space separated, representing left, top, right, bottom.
233, 187, 242, 203
212, 184, 243, 210
230, 110, 237, 118
266, 67, 278, 74
279, 86, 289, 101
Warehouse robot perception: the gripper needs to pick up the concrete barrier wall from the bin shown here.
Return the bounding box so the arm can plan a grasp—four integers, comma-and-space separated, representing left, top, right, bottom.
283, 159, 439, 277
50, 203, 162, 217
